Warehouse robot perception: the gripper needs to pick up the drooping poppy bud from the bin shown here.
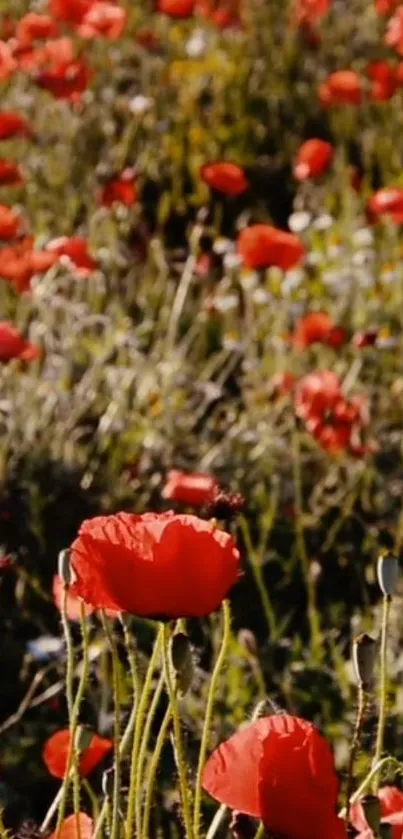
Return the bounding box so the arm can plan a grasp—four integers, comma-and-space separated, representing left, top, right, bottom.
352, 633, 377, 690
377, 552, 399, 597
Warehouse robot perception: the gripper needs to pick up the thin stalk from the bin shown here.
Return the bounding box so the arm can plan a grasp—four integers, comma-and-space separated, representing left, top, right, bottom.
136, 670, 165, 836
193, 601, 231, 838
238, 515, 277, 639
162, 623, 193, 839
100, 614, 121, 839
371, 596, 391, 791
83, 779, 100, 822
120, 616, 141, 756
142, 703, 173, 839
345, 684, 366, 822
339, 756, 401, 819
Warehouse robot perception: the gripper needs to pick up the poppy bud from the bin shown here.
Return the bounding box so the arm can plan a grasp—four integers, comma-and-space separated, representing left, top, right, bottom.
361, 795, 381, 834
58, 549, 72, 586
352, 633, 377, 690
170, 632, 194, 697
379, 824, 392, 839
74, 725, 94, 753
377, 552, 399, 598
101, 766, 114, 798
237, 629, 258, 658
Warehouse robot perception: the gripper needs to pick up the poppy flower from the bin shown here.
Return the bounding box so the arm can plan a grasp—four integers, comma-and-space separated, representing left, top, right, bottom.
76, 2, 127, 38
0, 237, 58, 292
162, 470, 219, 506
0, 321, 40, 362
16, 13, 59, 45
201, 162, 248, 196
43, 729, 113, 779
197, 1, 241, 27
49, 814, 93, 839
52, 574, 94, 622
158, 0, 196, 17
33, 58, 92, 101
46, 236, 97, 276
319, 70, 362, 106
366, 61, 397, 100
375, 0, 398, 12
295, 371, 367, 454
0, 41, 17, 81
350, 786, 403, 839
386, 6, 403, 55
0, 111, 32, 140
237, 224, 305, 271
368, 187, 403, 223
202, 715, 348, 839
0, 160, 23, 186
15, 37, 75, 72
99, 168, 137, 207
70, 511, 240, 618
290, 313, 346, 349
49, 0, 92, 24
294, 0, 330, 26
0, 205, 22, 239
294, 139, 334, 180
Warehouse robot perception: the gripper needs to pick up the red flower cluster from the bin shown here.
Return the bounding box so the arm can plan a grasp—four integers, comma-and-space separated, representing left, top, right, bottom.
201, 162, 248, 196
237, 224, 305, 271
43, 729, 113, 778
0, 321, 40, 363
70, 511, 240, 618
202, 715, 347, 839
290, 312, 346, 349
162, 470, 219, 506
350, 786, 403, 838
294, 371, 368, 454
294, 139, 334, 180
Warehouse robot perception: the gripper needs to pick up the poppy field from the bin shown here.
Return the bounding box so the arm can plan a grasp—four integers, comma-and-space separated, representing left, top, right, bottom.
1, 0, 403, 837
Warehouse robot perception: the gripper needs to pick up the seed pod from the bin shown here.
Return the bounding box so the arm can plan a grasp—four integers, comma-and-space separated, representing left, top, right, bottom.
352, 634, 377, 690
237, 629, 258, 658
170, 632, 194, 697
377, 552, 399, 598
58, 549, 72, 586
102, 766, 114, 798
361, 795, 381, 834
74, 725, 93, 753
379, 824, 392, 839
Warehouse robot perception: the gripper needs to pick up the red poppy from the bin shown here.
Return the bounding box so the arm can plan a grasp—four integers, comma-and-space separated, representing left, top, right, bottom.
319, 70, 362, 106
76, 2, 127, 39
237, 224, 305, 271
162, 470, 219, 506
350, 786, 403, 839
0, 321, 40, 362
375, 0, 398, 12
16, 13, 59, 45
294, 0, 330, 26
15, 37, 75, 72
158, 0, 196, 17
290, 313, 346, 349
368, 187, 403, 223
197, 1, 241, 27
294, 139, 334, 180
295, 371, 367, 454
99, 168, 137, 207
201, 162, 248, 196
43, 729, 113, 779
34, 58, 92, 101
352, 329, 378, 348
49, 814, 93, 839
0, 205, 22, 239
0, 237, 58, 292
0, 18, 16, 40
46, 236, 97, 276
0, 160, 23, 186
0, 41, 17, 81
386, 6, 403, 55
52, 574, 94, 622
202, 715, 348, 839
70, 511, 240, 618
49, 0, 92, 24
0, 111, 32, 140
366, 61, 397, 100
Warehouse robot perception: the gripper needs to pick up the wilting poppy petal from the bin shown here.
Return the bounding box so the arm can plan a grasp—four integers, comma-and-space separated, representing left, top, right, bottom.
43, 729, 113, 779
49, 813, 93, 839
237, 224, 305, 271
70, 511, 240, 618
162, 470, 219, 506
201, 162, 248, 196
294, 139, 334, 180
0, 321, 40, 362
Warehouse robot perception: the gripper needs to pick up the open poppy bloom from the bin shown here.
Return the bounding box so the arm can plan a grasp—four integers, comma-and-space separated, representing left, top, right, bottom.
290, 312, 346, 349
350, 786, 403, 838
0, 205, 22, 239
375, 0, 398, 13
99, 168, 137, 207
386, 7, 403, 55
49, 0, 92, 24
33, 57, 93, 101
49, 813, 93, 839
0, 160, 23, 186
0, 111, 32, 140
52, 574, 94, 622
16, 37, 75, 72
368, 187, 403, 223
162, 470, 219, 506
237, 224, 305, 271
43, 729, 113, 778
294, 139, 334, 180
202, 715, 348, 839
0, 237, 58, 292
70, 511, 240, 618
201, 162, 248, 196
366, 61, 397, 100
76, 2, 127, 38
295, 371, 368, 455
46, 236, 97, 276
0, 321, 40, 362
158, 0, 196, 17
319, 70, 362, 106
16, 13, 60, 45
0, 41, 17, 81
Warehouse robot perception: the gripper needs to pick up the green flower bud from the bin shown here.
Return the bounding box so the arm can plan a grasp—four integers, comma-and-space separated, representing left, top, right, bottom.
352, 634, 377, 690
377, 552, 399, 598
170, 632, 194, 697
58, 549, 72, 586
361, 795, 381, 834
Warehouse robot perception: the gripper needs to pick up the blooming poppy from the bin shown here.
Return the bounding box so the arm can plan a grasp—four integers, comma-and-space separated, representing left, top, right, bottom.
0, 41, 17, 81
295, 371, 367, 454
366, 61, 397, 100
0, 237, 58, 292
0, 160, 23, 186
294, 139, 334, 180
52, 574, 94, 622
0, 111, 32, 140
162, 470, 219, 506
16, 13, 59, 45
201, 162, 248, 196
202, 715, 348, 839
385, 7, 403, 54
33, 58, 92, 101
237, 224, 305, 271
0, 205, 22, 239
158, 0, 196, 17
46, 236, 97, 276
0, 321, 40, 362
49, 814, 93, 839
368, 187, 403, 223
49, 0, 92, 24
43, 729, 113, 779
350, 786, 403, 839
290, 312, 346, 349
15, 37, 75, 72
319, 70, 362, 106
99, 168, 137, 207
70, 511, 240, 618
76, 2, 127, 38
375, 0, 398, 12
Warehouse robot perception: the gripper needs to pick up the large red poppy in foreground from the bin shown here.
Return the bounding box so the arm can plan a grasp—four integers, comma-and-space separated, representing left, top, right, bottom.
70, 511, 240, 618
43, 729, 112, 778
202, 715, 347, 839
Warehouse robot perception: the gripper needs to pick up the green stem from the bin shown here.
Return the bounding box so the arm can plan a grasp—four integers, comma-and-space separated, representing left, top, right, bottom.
253, 823, 266, 839
83, 779, 100, 823
142, 703, 173, 839
238, 515, 277, 639
136, 670, 165, 836
162, 623, 193, 839
193, 600, 231, 839
120, 616, 141, 756
371, 596, 391, 791
125, 626, 163, 839
345, 684, 366, 821
339, 756, 402, 819
101, 614, 121, 839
